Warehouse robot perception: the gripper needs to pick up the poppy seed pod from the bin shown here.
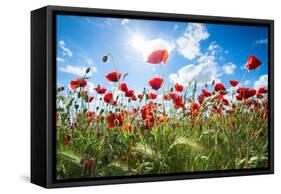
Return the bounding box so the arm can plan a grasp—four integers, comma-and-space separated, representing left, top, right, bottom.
102, 54, 110, 63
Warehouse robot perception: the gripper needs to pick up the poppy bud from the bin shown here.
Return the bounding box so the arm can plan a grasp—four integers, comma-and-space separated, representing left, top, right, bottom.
75, 104, 79, 110
86, 67, 91, 74
102, 54, 110, 63
114, 119, 119, 126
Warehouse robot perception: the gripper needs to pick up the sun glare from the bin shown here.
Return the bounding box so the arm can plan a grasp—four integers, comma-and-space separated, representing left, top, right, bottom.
131, 35, 145, 51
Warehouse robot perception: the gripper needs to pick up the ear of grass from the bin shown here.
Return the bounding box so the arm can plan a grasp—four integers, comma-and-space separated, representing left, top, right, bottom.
57, 150, 81, 166
168, 136, 202, 151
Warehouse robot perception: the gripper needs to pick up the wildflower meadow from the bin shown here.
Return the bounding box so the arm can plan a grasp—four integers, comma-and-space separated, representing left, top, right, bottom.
56, 16, 268, 180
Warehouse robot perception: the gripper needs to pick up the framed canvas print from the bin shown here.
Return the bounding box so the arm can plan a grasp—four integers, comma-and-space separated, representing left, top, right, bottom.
31, 6, 274, 188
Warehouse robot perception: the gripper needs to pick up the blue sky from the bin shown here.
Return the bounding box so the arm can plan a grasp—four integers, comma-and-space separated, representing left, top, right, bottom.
56, 15, 268, 96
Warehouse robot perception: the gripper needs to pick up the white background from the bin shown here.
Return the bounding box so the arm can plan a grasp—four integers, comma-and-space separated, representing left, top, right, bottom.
0, 0, 279, 193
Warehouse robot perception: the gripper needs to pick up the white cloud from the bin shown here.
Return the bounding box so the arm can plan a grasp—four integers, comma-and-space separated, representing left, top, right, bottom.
169, 53, 219, 86
208, 42, 219, 52
121, 19, 129, 25
176, 23, 209, 60
240, 64, 246, 70
86, 59, 93, 65
60, 65, 97, 76
58, 40, 73, 57
56, 57, 64, 62
223, 63, 236, 75
254, 74, 268, 89
91, 66, 98, 73
244, 80, 251, 86
87, 81, 95, 95
255, 38, 268, 45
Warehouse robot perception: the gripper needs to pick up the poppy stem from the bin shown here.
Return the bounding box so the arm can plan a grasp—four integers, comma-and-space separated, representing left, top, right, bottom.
108, 53, 118, 73
159, 64, 166, 114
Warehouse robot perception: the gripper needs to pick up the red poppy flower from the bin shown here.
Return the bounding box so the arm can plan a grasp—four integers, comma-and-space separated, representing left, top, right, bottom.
137, 94, 143, 100
229, 80, 238, 87
141, 104, 155, 129
86, 111, 94, 117
89, 96, 94, 103
105, 72, 122, 82
80, 80, 87, 87
158, 116, 165, 124
104, 92, 113, 103
214, 83, 226, 92
149, 93, 157, 100
131, 95, 137, 101
163, 94, 170, 101
201, 89, 212, 97
63, 135, 71, 145
125, 89, 134, 97
172, 94, 184, 109
124, 125, 133, 134
237, 88, 257, 99
119, 83, 128, 92
236, 94, 242, 101
110, 100, 117, 106
212, 106, 222, 114
190, 103, 199, 112
222, 98, 230, 106
174, 83, 184, 92
83, 159, 96, 173
132, 108, 138, 114
169, 92, 177, 100
258, 87, 268, 94
198, 94, 205, 104
256, 93, 264, 99
147, 49, 169, 64
86, 111, 95, 123
94, 86, 107, 94
148, 77, 163, 91
107, 113, 123, 129
70, 79, 87, 89
246, 56, 261, 70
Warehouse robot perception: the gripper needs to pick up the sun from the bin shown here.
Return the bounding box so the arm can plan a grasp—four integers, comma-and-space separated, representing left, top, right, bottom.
131, 34, 145, 51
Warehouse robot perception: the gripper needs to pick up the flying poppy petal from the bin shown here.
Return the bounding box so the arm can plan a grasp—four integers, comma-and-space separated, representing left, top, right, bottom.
105, 72, 122, 82
246, 56, 262, 71
147, 49, 169, 64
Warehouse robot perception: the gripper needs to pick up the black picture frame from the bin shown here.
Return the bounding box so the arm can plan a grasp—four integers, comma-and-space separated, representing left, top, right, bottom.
31, 5, 274, 188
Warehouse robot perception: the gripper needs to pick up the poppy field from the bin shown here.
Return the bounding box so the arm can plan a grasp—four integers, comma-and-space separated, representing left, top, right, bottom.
56, 48, 268, 180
